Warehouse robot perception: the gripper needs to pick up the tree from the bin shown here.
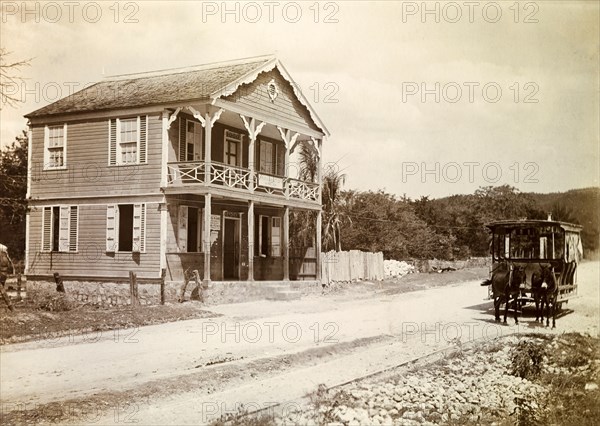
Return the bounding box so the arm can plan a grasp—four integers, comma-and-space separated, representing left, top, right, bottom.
321, 165, 348, 252
0, 130, 28, 265
549, 202, 577, 224
289, 141, 318, 253
0, 48, 31, 109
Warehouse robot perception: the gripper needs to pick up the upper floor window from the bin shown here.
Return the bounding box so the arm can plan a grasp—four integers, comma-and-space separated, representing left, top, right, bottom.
224, 129, 243, 167
44, 124, 67, 169
108, 116, 148, 166
179, 119, 203, 162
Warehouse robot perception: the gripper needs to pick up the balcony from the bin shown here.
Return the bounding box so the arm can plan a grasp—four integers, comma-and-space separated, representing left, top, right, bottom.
166, 161, 320, 203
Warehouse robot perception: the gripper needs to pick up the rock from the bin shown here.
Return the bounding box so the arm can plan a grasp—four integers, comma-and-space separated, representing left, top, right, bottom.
585, 383, 599, 391
402, 411, 415, 419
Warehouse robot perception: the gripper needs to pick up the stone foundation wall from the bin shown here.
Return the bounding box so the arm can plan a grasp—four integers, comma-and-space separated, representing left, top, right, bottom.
26, 278, 321, 308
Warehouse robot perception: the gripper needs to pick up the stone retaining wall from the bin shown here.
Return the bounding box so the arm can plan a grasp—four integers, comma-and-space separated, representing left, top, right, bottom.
25, 278, 321, 308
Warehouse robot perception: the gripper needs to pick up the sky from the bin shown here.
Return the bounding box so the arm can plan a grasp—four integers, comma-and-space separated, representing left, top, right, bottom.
1, 0, 598, 199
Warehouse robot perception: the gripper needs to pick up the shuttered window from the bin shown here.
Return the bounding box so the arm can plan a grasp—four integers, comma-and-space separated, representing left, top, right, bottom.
259, 140, 273, 174
256, 215, 283, 258
179, 119, 202, 162
108, 116, 148, 165
271, 217, 281, 257
178, 205, 203, 252
44, 124, 67, 169
106, 204, 146, 252
41, 206, 78, 252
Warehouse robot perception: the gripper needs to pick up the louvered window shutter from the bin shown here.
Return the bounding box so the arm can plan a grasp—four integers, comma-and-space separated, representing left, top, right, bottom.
69, 206, 78, 252
179, 118, 186, 162
178, 205, 188, 252
42, 207, 52, 252
132, 204, 145, 253
108, 119, 117, 165
271, 217, 281, 257
106, 205, 118, 252
277, 144, 285, 176
140, 204, 146, 252
139, 116, 147, 163
59, 206, 70, 252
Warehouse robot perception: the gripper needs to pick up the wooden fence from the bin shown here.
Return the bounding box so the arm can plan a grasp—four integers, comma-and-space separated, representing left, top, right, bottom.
321, 250, 384, 285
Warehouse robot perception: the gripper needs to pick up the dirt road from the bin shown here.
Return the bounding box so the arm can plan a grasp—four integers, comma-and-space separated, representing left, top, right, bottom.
1, 262, 597, 424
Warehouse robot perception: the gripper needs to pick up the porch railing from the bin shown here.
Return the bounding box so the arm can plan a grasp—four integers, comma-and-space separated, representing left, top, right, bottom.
211, 161, 253, 190
167, 161, 206, 185
166, 161, 320, 202
286, 178, 320, 202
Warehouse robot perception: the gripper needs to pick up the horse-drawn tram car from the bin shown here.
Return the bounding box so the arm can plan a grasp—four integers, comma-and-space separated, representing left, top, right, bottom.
483, 219, 583, 327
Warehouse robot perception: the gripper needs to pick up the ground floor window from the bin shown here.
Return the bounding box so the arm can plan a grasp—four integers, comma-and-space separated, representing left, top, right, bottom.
257, 215, 282, 257
42, 205, 78, 252
106, 204, 146, 252
178, 205, 203, 252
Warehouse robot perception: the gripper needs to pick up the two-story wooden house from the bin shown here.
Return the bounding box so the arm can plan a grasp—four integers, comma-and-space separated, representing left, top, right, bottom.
24, 55, 327, 303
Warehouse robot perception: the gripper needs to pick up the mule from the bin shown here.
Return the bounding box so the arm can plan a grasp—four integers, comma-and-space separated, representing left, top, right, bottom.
531, 265, 558, 328
482, 262, 526, 325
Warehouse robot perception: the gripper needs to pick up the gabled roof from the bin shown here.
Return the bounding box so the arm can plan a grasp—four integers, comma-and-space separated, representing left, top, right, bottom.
25, 55, 329, 135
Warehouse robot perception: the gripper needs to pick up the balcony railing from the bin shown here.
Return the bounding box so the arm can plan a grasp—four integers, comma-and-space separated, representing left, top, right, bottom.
166, 161, 320, 202
167, 161, 206, 185
210, 162, 253, 190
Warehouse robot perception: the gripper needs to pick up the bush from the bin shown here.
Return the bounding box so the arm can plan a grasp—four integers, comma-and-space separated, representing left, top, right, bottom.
510, 340, 547, 380
29, 292, 79, 312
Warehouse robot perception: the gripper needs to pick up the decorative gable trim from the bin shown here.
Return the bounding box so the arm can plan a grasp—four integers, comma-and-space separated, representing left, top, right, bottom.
210, 58, 330, 137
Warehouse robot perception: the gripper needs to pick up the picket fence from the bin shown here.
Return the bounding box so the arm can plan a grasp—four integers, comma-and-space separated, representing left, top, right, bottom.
320, 250, 384, 285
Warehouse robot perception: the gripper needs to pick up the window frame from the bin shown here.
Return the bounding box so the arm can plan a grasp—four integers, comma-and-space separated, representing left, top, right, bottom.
108, 116, 148, 166
258, 139, 274, 174
106, 203, 146, 253
224, 129, 243, 167
117, 117, 140, 165
184, 119, 203, 162
43, 124, 67, 170
177, 205, 204, 253
41, 205, 78, 253
257, 214, 282, 258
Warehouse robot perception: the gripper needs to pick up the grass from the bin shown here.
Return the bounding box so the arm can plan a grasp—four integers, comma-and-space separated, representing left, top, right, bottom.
0, 298, 219, 344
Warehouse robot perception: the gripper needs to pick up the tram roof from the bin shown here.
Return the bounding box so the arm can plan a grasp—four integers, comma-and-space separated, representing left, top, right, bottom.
486, 219, 582, 233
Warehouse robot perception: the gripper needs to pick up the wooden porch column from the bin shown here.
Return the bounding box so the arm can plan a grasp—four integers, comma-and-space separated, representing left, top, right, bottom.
160, 111, 169, 187
277, 127, 300, 194
159, 200, 168, 275
283, 206, 290, 281
316, 210, 322, 282
202, 108, 224, 185
248, 200, 255, 281
203, 193, 212, 284
240, 116, 266, 191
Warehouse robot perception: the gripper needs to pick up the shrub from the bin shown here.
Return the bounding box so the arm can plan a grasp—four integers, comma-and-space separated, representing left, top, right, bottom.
510, 340, 547, 380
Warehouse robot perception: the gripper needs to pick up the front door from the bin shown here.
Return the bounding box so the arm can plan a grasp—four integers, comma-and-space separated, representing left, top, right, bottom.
223, 218, 240, 279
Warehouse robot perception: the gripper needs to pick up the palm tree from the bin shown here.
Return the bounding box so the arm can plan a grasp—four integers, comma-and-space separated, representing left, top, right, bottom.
321, 167, 347, 252
298, 141, 318, 183
551, 202, 578, 224
289, 141, 318, 252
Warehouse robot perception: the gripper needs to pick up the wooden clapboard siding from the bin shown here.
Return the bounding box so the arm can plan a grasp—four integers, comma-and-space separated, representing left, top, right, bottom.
224, 69, 320, 133
27, 203, 161, 279
29, 113, 163, 199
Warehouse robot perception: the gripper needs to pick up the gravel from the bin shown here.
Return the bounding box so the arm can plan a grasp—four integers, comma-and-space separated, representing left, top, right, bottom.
277, 336, 549, 425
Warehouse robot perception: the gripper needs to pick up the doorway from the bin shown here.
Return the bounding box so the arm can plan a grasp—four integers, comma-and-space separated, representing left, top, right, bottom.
223, 217, 240, 280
